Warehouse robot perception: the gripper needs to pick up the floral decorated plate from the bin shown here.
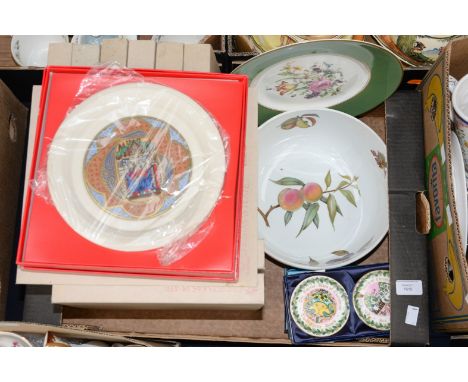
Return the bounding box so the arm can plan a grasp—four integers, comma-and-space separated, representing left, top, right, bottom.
374, 35, 463, 67
11, 35, 69, 67
47, 82, 226, 252
258, 108, 388, 270
233, 39, 402, 124
290, 275, 350, 337
0, 332, 33, 347
451, 131, 467, 250
352, 270, 391, 331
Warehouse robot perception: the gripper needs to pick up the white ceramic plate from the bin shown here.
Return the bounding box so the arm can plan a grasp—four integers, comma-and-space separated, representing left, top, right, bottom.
251, 53, 371, 112
0, 332, 32, 347
451, 130, 467, 250
47, 82, 226, 252
71, 35, 138, 45
352, 270, 391, 331
258, 108, 388, 270
11, 35, 69, 67
290, 275, 350, 337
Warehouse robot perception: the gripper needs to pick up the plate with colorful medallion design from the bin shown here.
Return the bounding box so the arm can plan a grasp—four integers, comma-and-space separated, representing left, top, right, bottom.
352, 270, 391, 331
233, 39, 403, 124
290, 275, 350, 337
47, 82, 226, 252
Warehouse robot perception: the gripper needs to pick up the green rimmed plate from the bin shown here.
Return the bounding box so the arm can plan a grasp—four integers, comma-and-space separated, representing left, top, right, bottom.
352, 269, 391, 331
233, 40, 403, 124
290, 275, 350, 337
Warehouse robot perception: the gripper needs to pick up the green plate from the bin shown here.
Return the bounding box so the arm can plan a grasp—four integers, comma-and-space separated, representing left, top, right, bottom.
233, 39, 403, 124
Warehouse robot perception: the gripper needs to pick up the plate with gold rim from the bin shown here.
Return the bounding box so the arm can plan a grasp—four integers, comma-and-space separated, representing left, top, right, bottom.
233, 39, 403, 124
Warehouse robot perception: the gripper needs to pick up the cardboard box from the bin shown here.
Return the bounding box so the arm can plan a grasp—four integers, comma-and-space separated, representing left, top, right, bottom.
155, 43, 184, 70
47, 43, 72, 66
17, 87, 265, 309
0, 43, 431, 344
127, 40, 156, 69
183, 44, 220, 73
420, 38, 468, 332
71, 44, 100, 66
0, 36, 17, 67
0, 80, 28, 319
100, 38, 128, 66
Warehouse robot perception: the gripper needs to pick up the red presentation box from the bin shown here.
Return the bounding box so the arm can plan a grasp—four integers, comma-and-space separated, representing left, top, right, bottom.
17, 66, 248, 281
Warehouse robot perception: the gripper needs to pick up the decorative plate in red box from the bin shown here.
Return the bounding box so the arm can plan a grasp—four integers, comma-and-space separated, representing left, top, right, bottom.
17, 66, 248, 281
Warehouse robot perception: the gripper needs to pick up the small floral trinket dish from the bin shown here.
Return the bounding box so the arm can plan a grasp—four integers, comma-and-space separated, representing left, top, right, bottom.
352, 270, 391, 331
289, 275, 350, 337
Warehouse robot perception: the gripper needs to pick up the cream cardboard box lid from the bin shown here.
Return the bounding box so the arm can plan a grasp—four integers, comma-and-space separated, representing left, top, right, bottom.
46, 38, 219, 72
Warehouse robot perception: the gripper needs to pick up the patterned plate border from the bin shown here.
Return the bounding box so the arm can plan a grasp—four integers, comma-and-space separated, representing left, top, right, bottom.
289, 275, 350, 337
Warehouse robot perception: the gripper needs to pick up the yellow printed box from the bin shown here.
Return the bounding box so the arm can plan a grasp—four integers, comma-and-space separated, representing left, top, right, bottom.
420, 37, 468, 332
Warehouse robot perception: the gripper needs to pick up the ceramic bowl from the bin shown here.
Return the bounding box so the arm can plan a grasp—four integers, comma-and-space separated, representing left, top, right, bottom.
11, 35, 69, 67
258, 108, 388, 270
71, 35, 137, 45
47, 82, 226, 252
0, 331, 33, 347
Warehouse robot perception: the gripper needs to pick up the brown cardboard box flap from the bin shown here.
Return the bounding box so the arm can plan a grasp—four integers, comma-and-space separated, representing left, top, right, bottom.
0, 321, 178, 347
0, 79, 27, 319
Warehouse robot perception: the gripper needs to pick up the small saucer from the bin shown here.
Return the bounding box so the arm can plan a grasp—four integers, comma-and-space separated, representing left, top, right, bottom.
352, 270, 391, 331
290, 275, 350, 337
